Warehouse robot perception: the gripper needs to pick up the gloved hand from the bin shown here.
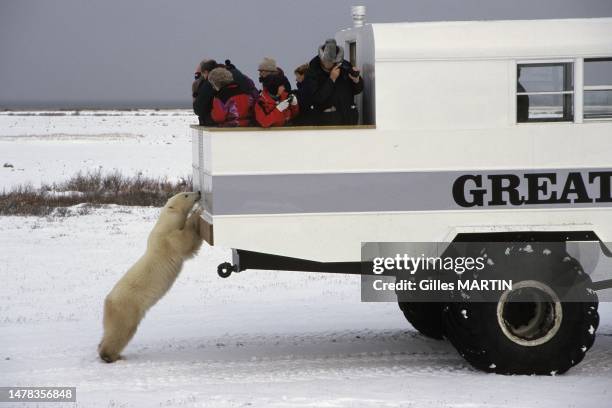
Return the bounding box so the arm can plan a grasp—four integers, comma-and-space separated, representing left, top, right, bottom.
289, 95, 298, 106
276, 99, 290, 112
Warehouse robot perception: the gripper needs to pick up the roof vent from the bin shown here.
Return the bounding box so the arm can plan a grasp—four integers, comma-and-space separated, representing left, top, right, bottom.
352, 5, 366, 28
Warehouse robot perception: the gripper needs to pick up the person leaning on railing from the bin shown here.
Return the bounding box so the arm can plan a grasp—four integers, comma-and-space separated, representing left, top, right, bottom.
302, 39, 363, 126
255, 74, 299, 128
291, 63, 313, 126
209, 67, 254, 127
192, 59, 257, 126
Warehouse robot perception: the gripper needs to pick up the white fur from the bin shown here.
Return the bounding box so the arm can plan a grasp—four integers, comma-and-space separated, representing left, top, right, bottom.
98, 192, 204, 362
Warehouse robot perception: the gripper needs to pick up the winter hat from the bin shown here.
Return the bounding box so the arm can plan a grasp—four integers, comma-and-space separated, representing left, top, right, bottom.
318, 39, 344, 64
208, 67, 234, 90
199, 59, 218, 73
258, 57, 277, 73
262, 74, 285, 95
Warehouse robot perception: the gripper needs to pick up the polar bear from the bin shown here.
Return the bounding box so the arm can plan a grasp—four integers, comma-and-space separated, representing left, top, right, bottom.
98, 191, 204, 363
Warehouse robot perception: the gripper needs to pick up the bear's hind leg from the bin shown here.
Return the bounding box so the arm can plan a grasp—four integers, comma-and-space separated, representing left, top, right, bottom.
98, 296, 141, 363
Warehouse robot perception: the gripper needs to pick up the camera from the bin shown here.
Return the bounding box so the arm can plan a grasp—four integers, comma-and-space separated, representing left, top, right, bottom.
337, 61, 358, 77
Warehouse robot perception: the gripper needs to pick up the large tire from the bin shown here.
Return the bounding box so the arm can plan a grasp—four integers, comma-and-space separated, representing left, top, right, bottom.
443, 243, 599, 375
398, 302, 445, 340
395, 244, 460, 340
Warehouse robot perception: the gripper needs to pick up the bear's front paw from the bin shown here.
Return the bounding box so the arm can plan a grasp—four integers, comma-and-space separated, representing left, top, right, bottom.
187, 209, 203, 228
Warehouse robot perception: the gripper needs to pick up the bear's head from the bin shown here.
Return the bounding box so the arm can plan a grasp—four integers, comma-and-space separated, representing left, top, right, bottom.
160, 191, 201, 230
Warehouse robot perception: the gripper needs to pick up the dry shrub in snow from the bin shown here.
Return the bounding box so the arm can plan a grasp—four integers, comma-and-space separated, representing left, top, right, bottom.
0, 170, 192, 216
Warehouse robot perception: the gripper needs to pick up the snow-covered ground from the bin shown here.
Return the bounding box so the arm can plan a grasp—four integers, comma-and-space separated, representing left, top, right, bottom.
0, 111, 193, 190
1, 111, 611, 407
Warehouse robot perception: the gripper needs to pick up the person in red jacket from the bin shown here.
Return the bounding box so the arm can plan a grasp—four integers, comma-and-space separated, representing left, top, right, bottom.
209, 67, 254, 127
255, 74, 299, 128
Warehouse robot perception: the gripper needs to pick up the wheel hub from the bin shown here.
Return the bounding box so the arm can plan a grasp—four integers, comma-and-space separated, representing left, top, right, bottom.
496, 280, 562, 347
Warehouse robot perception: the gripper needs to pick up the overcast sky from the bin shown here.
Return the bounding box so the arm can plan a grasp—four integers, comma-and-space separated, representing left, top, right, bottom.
1, 0, 611, 109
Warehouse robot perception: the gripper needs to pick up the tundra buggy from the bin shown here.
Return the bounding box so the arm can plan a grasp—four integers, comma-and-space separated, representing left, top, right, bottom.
192, 14, 612, 374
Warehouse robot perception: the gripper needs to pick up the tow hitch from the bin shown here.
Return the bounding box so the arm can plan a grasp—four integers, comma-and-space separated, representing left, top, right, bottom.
216, 249, 367, 278
217, 262, 238, 278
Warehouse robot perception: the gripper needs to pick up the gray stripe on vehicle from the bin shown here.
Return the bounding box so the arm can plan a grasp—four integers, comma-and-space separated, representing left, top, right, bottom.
211, 168, 612, 215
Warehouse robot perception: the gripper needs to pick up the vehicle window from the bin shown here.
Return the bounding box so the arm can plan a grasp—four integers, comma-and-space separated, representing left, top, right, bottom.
516, 63, 574, 123
584, 58, 612, 119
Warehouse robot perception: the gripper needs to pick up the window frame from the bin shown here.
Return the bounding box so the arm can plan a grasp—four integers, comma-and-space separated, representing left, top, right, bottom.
515, 60, 575, 124
583, 57, 612, 121
514, 57, 612, 125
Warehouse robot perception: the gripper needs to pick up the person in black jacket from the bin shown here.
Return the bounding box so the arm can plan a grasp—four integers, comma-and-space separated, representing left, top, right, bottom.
302, 39, 363, 126
192, 59, 257, 126
292, 63, 312, 126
